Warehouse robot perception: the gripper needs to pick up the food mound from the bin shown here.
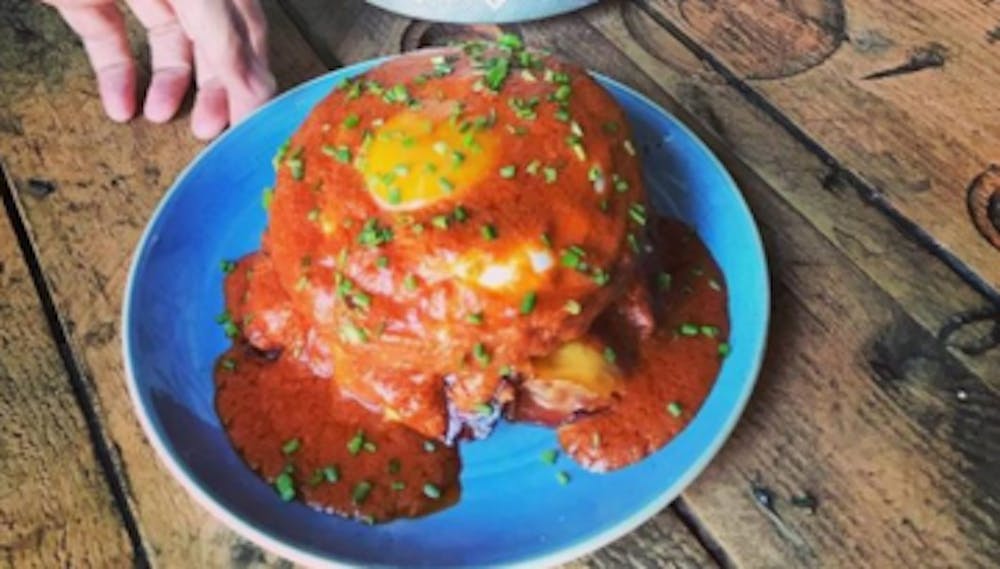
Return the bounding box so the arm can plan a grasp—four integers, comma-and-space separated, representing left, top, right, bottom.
215, 37, 730, 523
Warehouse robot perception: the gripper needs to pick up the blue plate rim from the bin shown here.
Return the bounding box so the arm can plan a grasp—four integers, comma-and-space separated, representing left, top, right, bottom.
122, 58, 770, 568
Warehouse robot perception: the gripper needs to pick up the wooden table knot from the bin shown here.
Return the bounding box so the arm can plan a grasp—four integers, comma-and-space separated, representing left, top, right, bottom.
966, 164, 1000, 251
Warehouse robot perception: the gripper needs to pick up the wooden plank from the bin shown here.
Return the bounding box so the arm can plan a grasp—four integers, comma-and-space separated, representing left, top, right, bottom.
0, 1, 325, 566
280, 1, 1000, 567
0, 186, 132, 566
636, 0, 1000, 290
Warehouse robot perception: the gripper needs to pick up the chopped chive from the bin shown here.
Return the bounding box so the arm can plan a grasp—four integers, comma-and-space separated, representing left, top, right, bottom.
387, 187, 402, 205
592, 268, 611, 286
627, 232, 639, 252
352, 481, 373, 504
700, 325, 720, 338
624, 139, 637, 156
439, 177, 455, 194
432, 141, 449, 155
363, 440, 377, 453
352, 291, 372, 310
282, 438, 301, 455
679, 323, 699, 336
481, 224, 498, 240
543, 167, 558, 184
482, 57, 511, 91
431, 215, 451, 229
321, 144, 351, 164
520, 69, 538, 82
451, 150, 465, 166
497, 33, 523, 50
571, 142, 587, 161
347, 431, 365, 455
220, 357, 237, 371
340, 322, 368, 344
613, 174, 629, 193
411, 223, 425, 235
555, 471, 570, 485
526, 160, 541, 175
474, 402, 493, 415
294, 275, 308, 290
540, 449, 558, 465
718, 342, 731, 357
564, 300, 582, 315
322, 465, 339, 483
274, 472, 295, 501
307, 207, 320, 222
262, 187, 274, 210
424, 163, 438, 174
388, 458, 401, 474
588, 164, 603, 182
423, 483, 442, 500
552, 84, 572, 102
342, 114, 360, 128
383, 84, 411, 104
404, 274, 418, 291
499, 165, 517, 179
629, 203, 648, 226
540, 233, 552, 248
391, 481, 406, 491
570, 121, 584, 138
709, 278, 722, 291
667, 401, 683, 417
376, 256, 389, 269
472, 343, 491, 366
308, 469, 324, 487
453, 205, 468, 222
272, 140, 290, 170
423, 441, 437, 453
357, 218, 393, 247
603, 347, 617, 364
602, 121, 620, 134
599, 199, 610, 213
657, 272, 672, 291
520, 291, 537, 315
220, 259, 236, 274
554, 107, 570, 122
467, 312, 484, 325
560, 247, 584, 269
499, 365, 513, 377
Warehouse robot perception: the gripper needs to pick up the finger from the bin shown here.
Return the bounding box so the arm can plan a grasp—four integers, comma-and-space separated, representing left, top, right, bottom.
55, 2, 137, 122
190, 46, 229, 140
126, 0, 193, 123
171, 0, 274, 125
231, 0, 268, 64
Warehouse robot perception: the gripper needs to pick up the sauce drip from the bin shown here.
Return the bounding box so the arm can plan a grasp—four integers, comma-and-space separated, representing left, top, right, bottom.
216, 257, 460, 523
214, 218, 727, 520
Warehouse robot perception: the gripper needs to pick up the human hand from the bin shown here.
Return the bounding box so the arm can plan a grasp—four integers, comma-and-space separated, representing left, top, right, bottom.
44, 0, 276, 140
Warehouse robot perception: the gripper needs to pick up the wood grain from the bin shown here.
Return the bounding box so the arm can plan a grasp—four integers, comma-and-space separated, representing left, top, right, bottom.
638, 0, 1000, 290
281, 1, 1000, 566
0, 179, 132, 567
0, 1, 324, 566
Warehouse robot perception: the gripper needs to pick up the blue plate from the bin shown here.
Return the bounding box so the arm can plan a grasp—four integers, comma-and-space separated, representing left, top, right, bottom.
123, 58, 769, 568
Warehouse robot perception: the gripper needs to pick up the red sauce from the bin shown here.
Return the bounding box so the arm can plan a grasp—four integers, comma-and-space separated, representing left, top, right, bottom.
557, 219, 729, 471
214, 219, 727, 519
217, 257, 460, 523
212, 40, 730, 522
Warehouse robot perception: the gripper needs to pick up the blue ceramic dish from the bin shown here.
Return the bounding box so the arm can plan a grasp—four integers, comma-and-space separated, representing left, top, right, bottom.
123, 58, 769, 568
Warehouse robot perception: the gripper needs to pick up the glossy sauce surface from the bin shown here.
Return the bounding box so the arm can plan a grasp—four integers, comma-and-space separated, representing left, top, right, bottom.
215, 220, 727, 519
213, 41, 728, 522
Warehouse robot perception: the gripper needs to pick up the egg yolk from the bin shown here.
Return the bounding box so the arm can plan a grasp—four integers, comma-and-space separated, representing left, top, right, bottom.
359, 106, 498, 211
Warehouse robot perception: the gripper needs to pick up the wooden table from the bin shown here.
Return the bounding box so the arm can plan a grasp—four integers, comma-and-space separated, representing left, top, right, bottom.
2, 1, 998, 566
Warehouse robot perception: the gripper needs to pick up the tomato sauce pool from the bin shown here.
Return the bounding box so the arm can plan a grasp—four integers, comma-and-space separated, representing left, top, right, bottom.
214, 218, 729, 522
